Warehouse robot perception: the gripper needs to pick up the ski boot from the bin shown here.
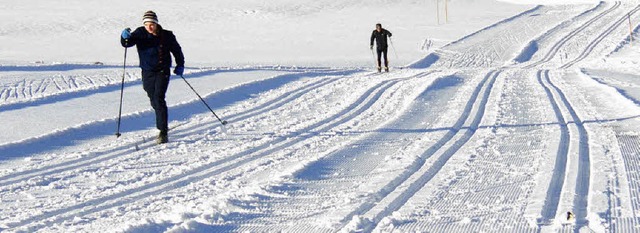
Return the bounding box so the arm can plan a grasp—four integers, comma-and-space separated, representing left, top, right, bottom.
377, 67, 382, 73
157, 130, 168, 144
385, 67, 389, 72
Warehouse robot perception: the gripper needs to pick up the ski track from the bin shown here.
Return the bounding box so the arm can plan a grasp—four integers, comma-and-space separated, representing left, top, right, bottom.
205, 71, 458, 232
561, 3, 640, 68
519, 2, 640, 229
0, 68, 360, 176
536, 70, 571, 227
356, 3, 612, 232
575, 68, 640, 231
195, 68, 495, 232
348, 70, 500, 232
0, 67, 360, 152
0, 70, 335, 228
366, 69, 546, 233
0, 72, 339, 188
555, 70, 640, 232
0, 68, 354, 227
418, 5, 592, 70
524, 1, 621, 68
3, 70, 428, 231
545, 70, 591, 231
383, 69, 565, 232
363, 2, 626, 232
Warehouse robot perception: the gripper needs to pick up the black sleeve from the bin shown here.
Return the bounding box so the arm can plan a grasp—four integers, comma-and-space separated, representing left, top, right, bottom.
120, 27, 143, 48
370, 31, 376, 46
386, 29, 392, 37
169, 32, 185, 67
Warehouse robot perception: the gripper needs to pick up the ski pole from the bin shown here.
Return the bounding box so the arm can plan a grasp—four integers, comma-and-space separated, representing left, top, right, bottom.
180, 75, 228, 125
390, 37, 399, 60
115, 46, 128, 138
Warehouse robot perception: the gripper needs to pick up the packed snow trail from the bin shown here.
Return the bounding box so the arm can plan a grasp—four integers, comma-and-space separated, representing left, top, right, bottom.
0, 68, 364, 226
349, 69, 500, 232
188, 70, 452, 232
2, 69, 430, 231
379, 2, 640, 233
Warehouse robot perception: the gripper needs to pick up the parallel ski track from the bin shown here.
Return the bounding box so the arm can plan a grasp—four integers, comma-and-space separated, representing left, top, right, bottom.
538, 70, 591, 230
0, 71, 342, 189
546, 72, 591, 231
561, 4, 640, 69
224, 72, 457, 232
336, 70, 500, 232
525, 1, 620, 69
536, 70, 570, 226
7, 71, 428, 231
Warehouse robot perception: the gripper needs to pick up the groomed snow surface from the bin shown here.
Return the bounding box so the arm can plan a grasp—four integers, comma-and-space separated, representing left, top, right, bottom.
2, 0, 640, 232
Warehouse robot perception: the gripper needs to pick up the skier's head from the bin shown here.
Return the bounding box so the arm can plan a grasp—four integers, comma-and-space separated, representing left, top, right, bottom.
376, 23, 382, 31
143, 10, 159, 24
143, 10, 159, 35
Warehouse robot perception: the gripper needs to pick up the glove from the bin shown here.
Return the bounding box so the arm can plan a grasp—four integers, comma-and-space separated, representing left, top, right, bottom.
370, 45, 373, 50
121, 28, 131, 40
173, 66, 184, 75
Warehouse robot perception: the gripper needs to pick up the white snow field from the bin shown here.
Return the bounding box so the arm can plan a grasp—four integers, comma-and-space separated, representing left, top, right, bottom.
3, 0, 640, 232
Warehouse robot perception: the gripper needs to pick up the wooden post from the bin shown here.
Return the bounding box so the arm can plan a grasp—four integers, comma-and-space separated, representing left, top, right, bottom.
436, 0, 440, 25
445, 0, 448, 24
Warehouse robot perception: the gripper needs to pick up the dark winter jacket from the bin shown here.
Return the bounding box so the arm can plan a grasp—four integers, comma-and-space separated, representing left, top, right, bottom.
121, 25, 184, 73
370, 29, 392, 50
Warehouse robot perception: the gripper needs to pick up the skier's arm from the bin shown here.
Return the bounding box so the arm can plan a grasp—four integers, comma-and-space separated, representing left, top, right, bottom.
370, 31, 375, 47
121, 27, 141, 48
169, 32, 185, 68
386, 30, 392, 37
120, 28, 132, 47
120, 37, 134, 47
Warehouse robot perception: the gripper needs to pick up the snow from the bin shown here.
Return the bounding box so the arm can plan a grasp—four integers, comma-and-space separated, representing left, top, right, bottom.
2, 0, 640, 232
498, 0, 600, 5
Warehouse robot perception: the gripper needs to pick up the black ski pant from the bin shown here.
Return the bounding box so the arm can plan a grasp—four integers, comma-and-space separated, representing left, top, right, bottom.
377, 47, 389, 68
142, 70, 170, 132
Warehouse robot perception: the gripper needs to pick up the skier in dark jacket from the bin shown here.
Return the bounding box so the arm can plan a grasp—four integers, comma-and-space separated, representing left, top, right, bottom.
120, 10, 185, 144
370, 23, 392, 72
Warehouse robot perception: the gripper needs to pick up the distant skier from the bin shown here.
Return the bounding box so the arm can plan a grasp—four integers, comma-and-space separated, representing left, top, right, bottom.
370, 23, 392, 72
120, 10, 185, 144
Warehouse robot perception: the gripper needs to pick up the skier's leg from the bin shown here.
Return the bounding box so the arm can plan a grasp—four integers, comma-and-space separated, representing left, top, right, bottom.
154, 73, 170, 133
142, 71, 157, 110
376, 49, 383, 72
383, 47, 389, 71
